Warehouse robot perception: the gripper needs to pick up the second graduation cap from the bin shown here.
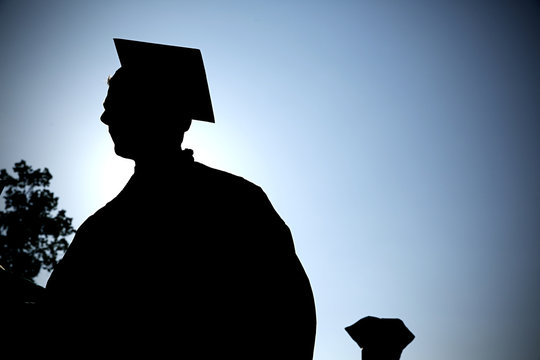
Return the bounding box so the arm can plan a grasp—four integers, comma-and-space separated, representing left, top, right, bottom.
345, 316, 415, 360
114, 38, 215, 123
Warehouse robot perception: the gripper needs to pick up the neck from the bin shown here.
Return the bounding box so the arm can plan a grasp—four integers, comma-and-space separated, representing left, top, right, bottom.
134, 148, 194, 174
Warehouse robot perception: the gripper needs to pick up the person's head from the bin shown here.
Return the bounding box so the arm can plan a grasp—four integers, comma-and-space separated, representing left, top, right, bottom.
100, 67, 192, 161
101, 39, 215, 162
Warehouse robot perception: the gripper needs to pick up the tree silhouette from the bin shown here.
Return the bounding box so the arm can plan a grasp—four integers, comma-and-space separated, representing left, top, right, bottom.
0, 160, 74, 282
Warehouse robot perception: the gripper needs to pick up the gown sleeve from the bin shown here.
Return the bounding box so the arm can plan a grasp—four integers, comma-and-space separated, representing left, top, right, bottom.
237, 185, 317, 359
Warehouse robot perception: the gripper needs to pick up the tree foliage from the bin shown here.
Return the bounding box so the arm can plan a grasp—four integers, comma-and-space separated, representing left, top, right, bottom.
0, 160, 74, 282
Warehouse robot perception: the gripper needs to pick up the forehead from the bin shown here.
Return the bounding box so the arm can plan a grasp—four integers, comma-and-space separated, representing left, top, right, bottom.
104, 68, 155, 102
108, 67, 140, 88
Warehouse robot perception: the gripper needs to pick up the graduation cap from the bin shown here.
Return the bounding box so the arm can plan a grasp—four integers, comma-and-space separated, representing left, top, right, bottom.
345, 316, 415, 360
113, 38, 215, 123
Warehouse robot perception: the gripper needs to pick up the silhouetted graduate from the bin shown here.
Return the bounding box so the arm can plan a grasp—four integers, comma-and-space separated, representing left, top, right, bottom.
44, 39, 316, 359
345, 316, 415, 360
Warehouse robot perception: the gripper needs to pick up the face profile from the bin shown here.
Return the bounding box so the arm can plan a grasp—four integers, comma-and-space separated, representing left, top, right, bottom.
100, 68, 191, 161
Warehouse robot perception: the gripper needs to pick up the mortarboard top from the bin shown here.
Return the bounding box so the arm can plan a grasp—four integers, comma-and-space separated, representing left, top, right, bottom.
345, 316, 415, 360
113, 38, 215, 123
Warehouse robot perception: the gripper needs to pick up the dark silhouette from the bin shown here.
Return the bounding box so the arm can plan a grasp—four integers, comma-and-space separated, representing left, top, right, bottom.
43, 39, 316, 359
1, 265, 45, 356
345, 316, 415, 360
0, 160, 73, 281
0, 265, 44, 304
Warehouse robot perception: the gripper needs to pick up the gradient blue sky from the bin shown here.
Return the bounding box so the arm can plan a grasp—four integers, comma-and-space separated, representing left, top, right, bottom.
1, 1, 539, 359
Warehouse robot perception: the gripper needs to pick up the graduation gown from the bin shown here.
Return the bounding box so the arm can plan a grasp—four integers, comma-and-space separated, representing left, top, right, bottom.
44, 152, 316, 359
